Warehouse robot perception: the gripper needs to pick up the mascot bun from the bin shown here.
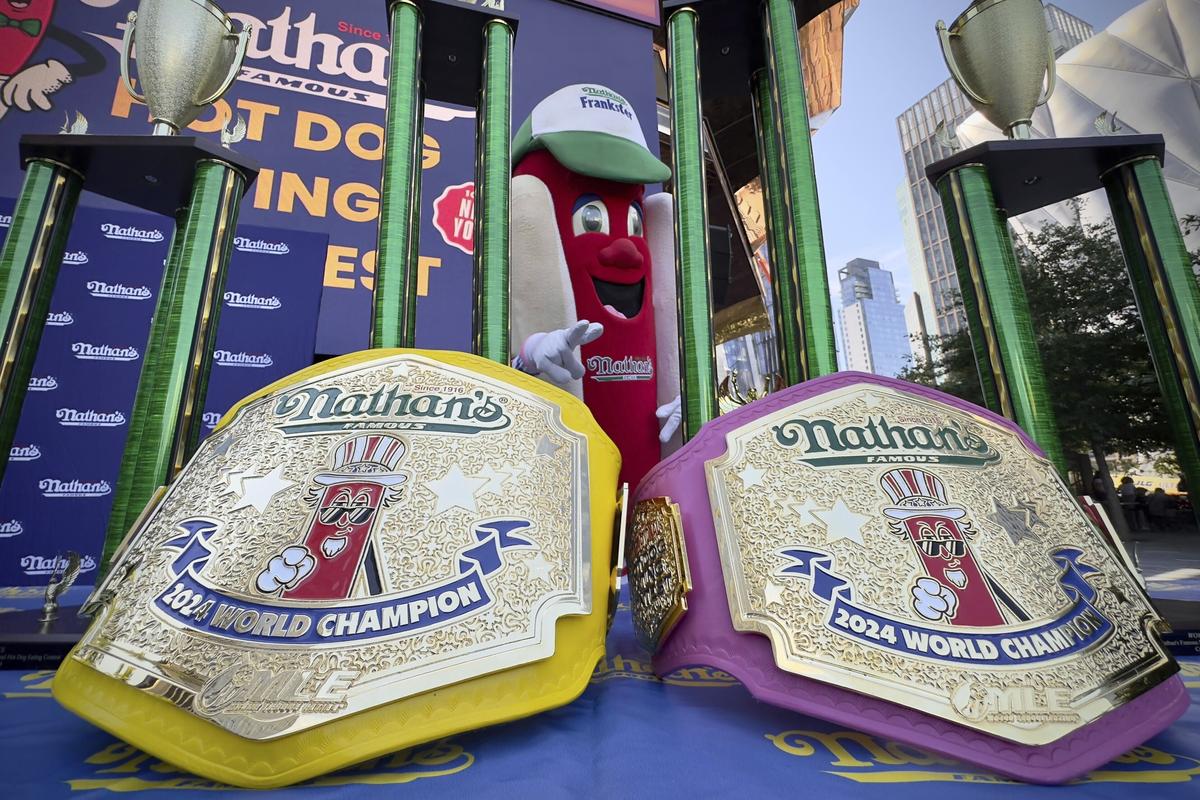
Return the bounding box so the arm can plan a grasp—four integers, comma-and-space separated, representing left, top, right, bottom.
510, 84, 680, 489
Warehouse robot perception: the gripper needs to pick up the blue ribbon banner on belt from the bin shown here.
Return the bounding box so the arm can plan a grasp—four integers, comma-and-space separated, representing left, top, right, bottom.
778, 546, 1114, 667
152, 518, 534, 646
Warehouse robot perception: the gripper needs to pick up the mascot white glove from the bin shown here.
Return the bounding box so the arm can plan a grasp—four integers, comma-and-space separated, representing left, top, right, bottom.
656, 395, 681, 443
515, 319, 604, 386
1, 60, 72, 112
911, 576, 959, 622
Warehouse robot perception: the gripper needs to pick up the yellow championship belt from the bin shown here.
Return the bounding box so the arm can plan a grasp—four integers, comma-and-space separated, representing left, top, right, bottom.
54, 350, 620, 787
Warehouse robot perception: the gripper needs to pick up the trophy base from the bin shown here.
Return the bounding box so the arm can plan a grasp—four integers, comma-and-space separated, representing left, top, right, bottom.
17, 134, 258, 217
925, 133, 1165, 216
0, 607, 92, 669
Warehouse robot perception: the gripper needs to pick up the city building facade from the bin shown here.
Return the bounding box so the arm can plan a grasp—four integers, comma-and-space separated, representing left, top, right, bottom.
838, 258, 911, 378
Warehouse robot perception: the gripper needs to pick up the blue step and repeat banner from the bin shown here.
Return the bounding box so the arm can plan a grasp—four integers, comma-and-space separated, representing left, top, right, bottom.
0, 1, 659, 583
0, 199, 327, 585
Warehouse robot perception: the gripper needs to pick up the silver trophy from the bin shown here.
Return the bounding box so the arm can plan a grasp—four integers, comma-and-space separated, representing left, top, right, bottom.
120, 0, 251, 135
937, 0, 1056, 140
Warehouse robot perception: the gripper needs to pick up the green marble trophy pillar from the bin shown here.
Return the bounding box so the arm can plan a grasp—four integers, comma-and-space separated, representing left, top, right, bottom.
0, 158, 83, 489
936, 165, 1066, 474
665, 6, 718, 439
473, 19, 515, 364
375, 0, 425, 350
1103, 156, 1200, 523
761, 0, 836, 380
933, 0, 1067, 475
101, 0, 254, 566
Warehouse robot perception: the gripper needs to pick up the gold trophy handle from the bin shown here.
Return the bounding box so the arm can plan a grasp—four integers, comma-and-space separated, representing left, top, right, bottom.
198, 23, 252, 107
119, 11, 147, 104
1036, 37, 1057, 107
936, 20, 987, 106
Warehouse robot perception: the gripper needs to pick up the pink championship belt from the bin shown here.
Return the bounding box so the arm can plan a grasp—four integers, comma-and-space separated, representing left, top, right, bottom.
627, 372, 1187, 784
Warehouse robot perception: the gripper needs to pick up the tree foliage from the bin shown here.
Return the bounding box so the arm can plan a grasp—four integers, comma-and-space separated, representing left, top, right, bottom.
901, 215, 1177, 460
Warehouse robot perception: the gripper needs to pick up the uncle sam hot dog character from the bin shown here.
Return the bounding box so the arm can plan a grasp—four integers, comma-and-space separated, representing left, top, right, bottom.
882, 467, 1028, 626
510, 84, 681, 489
256, 434, 408, 600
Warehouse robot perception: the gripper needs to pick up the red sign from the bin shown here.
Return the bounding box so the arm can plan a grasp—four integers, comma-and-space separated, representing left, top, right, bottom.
574, 0, 660, 26
433, 182, 475, 256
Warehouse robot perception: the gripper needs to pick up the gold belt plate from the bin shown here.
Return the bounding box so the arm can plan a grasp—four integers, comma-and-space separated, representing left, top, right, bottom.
705, 380, 1175, 745
66, 351, 602, 741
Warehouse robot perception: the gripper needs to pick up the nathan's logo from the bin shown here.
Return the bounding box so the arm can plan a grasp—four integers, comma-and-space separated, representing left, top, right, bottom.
586, 355, 654, 383
57, 408, 126, 428
62, 250, 89, 265
72, 342, 139, 362
100, 223, 164, 243
0, 520, 23, 538
234, 236, 290, 255
202, 412, 221, 429
273, 384, 512, 437
225, 291, 282, 310
593, 654, 737, 688
39, 478, 112, 498
22, 553, 97, 576
73, 738, 474, 790
215, 350, 273, 368
764, 729, 1200, 784
87, 281, 152, 301
9, 444, 41, 462
28, 375, 57, 391
579, 86, 634, 118
773, 415, 999, 467
45, 311, 74, 326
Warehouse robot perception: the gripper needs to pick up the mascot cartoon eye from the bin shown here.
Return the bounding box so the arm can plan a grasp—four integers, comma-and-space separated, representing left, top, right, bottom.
627, 203, 644, 237
572, 195, 610, 236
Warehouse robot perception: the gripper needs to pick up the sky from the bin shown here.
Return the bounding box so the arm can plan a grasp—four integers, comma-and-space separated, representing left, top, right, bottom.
812, 0, 1142, 315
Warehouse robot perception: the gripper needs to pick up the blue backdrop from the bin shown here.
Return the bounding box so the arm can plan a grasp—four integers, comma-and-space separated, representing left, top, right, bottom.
0, 197, 327, 586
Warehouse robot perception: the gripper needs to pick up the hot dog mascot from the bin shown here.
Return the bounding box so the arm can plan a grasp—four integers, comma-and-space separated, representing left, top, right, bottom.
510, 84, 681, 489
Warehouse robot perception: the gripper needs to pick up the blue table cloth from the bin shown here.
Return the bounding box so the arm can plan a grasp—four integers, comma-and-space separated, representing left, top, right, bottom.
2, 585, 1198, 798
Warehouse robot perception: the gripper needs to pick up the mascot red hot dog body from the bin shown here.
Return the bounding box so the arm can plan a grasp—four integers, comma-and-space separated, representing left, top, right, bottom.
510, 84, 681, 489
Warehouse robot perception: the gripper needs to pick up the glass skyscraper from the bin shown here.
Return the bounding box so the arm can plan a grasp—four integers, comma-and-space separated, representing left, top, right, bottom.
895, 4, 1094, 336
839, 258, 911, 378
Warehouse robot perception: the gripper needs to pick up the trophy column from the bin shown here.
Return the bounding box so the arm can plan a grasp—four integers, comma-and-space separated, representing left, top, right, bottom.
103, 159, 248, 560
473, 19, 515, 363
935, 164, 1066, 474
375, 0, 425, 349
761, 0, 836, 379
1102, 155, 1200, 523
751, 69, 805, 386
0, 157, 84, 488
665, 6, 718, 439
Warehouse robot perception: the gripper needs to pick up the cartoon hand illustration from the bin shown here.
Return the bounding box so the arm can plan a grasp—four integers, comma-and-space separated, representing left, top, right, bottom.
515, 319, 604, 385
255, 546, 316, 593
912, 576, 959, 622
2, 59, 71, 112
656, 394, 681, 443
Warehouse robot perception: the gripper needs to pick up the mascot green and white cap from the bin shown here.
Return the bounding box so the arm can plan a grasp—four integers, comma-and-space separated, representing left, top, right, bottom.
512, 84, 672, 185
